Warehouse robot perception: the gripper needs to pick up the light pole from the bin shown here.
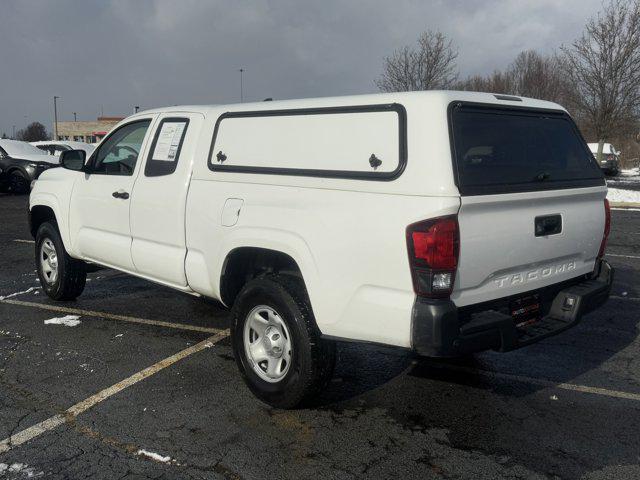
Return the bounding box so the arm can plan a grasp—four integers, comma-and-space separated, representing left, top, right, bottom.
12, 125, 15, 139
53, 96, 60, 140
134, 106, 140, 113
238, 68, 244, 102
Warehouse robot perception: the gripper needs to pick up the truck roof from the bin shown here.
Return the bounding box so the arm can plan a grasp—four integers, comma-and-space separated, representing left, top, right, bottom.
135, 91, 565, 117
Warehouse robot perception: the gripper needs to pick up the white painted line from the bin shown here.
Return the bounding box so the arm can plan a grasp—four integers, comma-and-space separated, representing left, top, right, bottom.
611, 295, 640, 301
12, 239, 35, 244
426, 362, 640, 402
0, 331, 229, 454
607, 253, 640, 259
0, 287, 39, 301
611, 207, 640, 212
0, 415, 67, 454
1, 299, 222, 334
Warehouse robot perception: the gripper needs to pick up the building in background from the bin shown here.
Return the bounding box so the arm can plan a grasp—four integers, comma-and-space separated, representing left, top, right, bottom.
56, 116, 124, 144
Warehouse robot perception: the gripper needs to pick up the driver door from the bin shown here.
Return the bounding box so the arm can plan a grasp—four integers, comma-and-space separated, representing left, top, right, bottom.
68, 118, 155, 271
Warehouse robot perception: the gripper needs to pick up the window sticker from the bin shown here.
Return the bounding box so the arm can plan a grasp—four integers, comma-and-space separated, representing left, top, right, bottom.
152, 121, 186, 161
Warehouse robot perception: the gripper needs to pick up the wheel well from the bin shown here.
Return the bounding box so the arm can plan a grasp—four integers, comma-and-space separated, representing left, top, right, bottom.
7, 167, 26, 176
30, 205, 57, 238
220, 247, 303, 306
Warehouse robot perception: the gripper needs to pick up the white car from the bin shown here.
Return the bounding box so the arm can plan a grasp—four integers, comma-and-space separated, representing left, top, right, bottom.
31, 140, 96, 158
29, 91, 613, 408
587, 142, 620, 176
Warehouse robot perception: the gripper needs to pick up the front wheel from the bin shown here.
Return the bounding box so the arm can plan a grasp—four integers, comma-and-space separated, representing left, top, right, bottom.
35, 222, 87, 301
9, 171, 30, 194
231, 274, 335, 408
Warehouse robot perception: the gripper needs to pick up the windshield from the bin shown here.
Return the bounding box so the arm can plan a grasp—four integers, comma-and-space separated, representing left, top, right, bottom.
450, 104, 604, 195
0, 140, 47, 157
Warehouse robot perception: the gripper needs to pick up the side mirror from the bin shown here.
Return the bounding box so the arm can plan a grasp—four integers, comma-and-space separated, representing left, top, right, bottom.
60, 149, 86, 171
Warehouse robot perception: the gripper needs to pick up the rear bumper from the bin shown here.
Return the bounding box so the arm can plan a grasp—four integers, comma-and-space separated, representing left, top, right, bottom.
411, 259, 613, 357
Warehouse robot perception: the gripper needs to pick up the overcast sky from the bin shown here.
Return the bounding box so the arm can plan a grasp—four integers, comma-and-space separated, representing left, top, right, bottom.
0, 0, 605, 137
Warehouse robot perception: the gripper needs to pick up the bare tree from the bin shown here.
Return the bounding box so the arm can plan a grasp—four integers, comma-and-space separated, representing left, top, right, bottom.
376, 31, 458, 92
561, 0, 640, 161
455, 50, 568, 104
16, 122, 49, 142
455, 70, 515, 95
509, 50, 569, 104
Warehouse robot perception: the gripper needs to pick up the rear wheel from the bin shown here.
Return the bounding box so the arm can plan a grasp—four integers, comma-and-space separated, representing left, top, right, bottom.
35, 222, 87, 301
9, 171, 29, 194
231, 274, 335, 408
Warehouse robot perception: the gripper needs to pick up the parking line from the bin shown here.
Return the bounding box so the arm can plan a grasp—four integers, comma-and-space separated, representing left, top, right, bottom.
607, 253, 640, 259
425, 362, 640, 402
12, 239, 35, 244
611, 295, 640, 301
0, 299, 223, 334
0, 330, 229, 455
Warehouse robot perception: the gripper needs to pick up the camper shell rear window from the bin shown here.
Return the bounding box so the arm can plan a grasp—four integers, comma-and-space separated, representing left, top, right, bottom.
449, 102, 604, 195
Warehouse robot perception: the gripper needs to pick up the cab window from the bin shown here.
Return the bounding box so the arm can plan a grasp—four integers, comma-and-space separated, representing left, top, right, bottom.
91, 120, 151, 176
144, 118, 189, 177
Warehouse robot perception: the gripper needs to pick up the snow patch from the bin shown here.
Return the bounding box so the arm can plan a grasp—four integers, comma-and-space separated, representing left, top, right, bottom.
0, 462, 44, 477
0, 287, 38, 300
137, 449, 171, 463
607, 188, 640, 203
44, 315, 81, 327
620, 168, 640, 177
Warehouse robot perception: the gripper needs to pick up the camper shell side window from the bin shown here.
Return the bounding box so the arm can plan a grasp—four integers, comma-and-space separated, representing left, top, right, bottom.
207, 103, 407, 181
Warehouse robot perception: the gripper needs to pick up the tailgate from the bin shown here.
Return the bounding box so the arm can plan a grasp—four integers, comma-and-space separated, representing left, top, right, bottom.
452, 188, 606, 307
448, 102, 606, 307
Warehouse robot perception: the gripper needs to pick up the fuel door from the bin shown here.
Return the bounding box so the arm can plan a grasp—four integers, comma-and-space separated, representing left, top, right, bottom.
221, 198, 243, 227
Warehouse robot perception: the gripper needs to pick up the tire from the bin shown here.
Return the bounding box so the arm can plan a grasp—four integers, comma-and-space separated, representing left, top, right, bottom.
9, 171, 30, 194
35, 222, 87, 301
231, 274, 335, 408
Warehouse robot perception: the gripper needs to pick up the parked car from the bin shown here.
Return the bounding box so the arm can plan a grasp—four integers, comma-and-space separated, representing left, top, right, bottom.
588, 142, 620, 176
31, 140, 96, 158
29, 91, 612, 408
0, 139, 60, 194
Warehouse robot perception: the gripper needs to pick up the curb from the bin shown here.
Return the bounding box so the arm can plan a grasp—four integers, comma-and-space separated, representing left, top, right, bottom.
609, 201, 640, 208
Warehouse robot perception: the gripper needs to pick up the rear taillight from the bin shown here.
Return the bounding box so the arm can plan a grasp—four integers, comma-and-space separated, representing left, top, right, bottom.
406, 216, 459, 298
598, 199, 611, 259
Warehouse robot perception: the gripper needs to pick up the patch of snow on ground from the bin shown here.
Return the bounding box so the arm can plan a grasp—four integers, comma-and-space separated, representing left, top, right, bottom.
620, 168, 640, 177
607, 188, 640, 203
0, 462, 44, 477
0, 287, 38, 300
44, 315, 81, 327
137, 449, 171, 463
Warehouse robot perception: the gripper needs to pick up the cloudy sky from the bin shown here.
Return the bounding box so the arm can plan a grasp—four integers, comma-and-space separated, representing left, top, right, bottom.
0, 0, 604, 137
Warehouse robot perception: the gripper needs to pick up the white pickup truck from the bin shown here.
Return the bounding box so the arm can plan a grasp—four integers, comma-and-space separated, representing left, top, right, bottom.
29, 91, 613, 408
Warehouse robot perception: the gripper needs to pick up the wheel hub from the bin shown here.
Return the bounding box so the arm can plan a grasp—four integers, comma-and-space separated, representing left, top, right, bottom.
263, 325, 285, 358
243, 305, 293, 383
39, 238, 59, 285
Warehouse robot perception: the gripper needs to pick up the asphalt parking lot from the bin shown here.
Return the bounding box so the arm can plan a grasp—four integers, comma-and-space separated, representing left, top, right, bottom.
1, 194, 640, 479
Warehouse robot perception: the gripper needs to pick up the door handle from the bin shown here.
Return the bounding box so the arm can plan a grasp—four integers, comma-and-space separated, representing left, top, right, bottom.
112, 190, 130, 200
